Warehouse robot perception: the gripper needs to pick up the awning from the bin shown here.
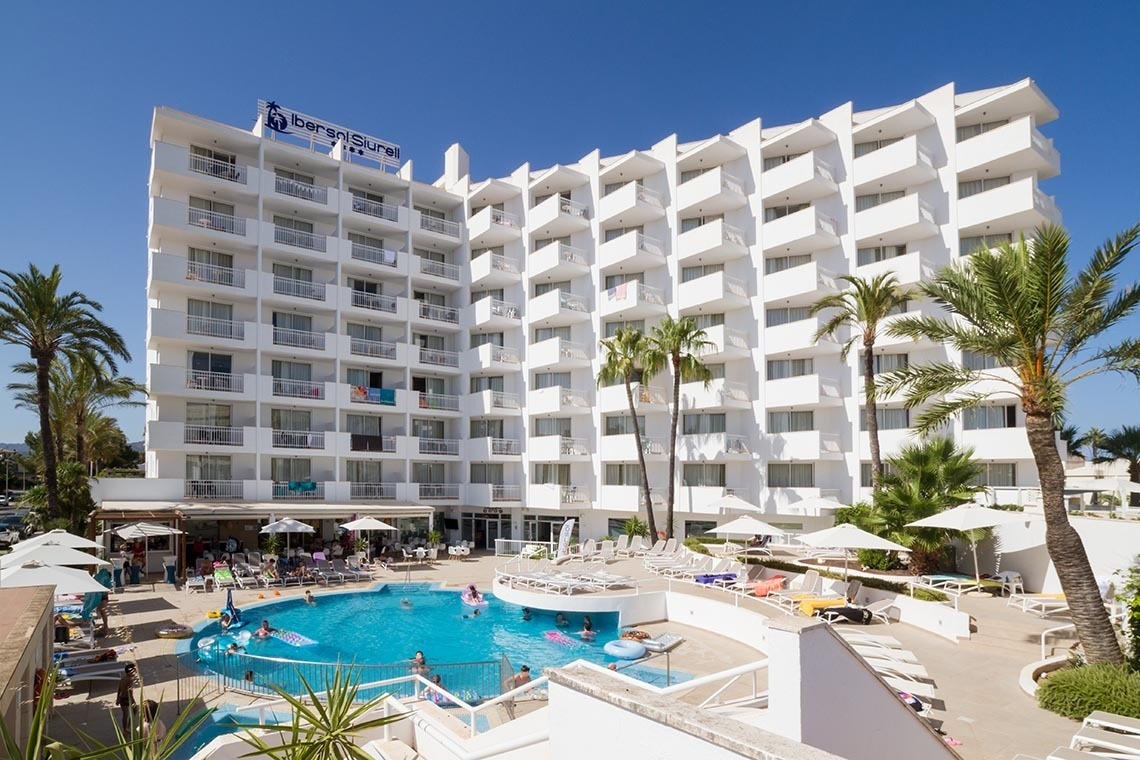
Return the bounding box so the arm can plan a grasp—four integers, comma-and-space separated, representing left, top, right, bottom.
96, 501, 436, 521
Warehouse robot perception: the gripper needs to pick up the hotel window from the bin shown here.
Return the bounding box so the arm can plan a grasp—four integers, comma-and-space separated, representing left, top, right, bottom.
272, 262, 313, 283
533, 463, 570, 485
350, 188, 384, 204
471, 332, 504, 348
701, 363, 726, 380
604, 415, 645, 436
972, 463, 1018, 488
956, 119, 1009, 143
273, 215, 314, 234
271, 458, 311, 483
605, 464, 643, 486
534, 418, 572, 438
959, 233, 1013, 257
190, 145, 236, 170
346, 322, 381, 343
348, 231, 385, 250
602, 180, 637, 196
346, 460, 381, 483
963, 405, 1018, 430
603, 225, 643, 243
186, 402, 231, 429
533, 235, 570, 250
765, 254, 811, 274
682, 413, 726, 435
189, 196, 234, 217
186, 454, 231, 481
962, 351, 1003, 370
768, 463, 815, 488
853, 137, 902, 158
604, 273, 642, 289
348, 277, 379, 295
859, 407, 910, 431
275, 167, 315, 185
470, 376, 504, 394
471, 463, 505, 485
414, 247, 446, 264
187, 299, 234, 335
533, 191, 571, 207
692, 313, 725, 330
679, 214, 723, 233
855, 191, 905, 212
604, 320, 644, 338
412, 418, 445, 439
765, 306, 810, 327
767, 358, 814, 380
682, 463, 726, 487
681, 263, 724, 282
471, 288, 504, 304
415, 206, 445, 220
959, 176, 1010, 199
679, 167, 712, 184
412, 462, 445, 484
534, 326, 571, 342
346, 414, 381, 437
345, 367, 381, 389
763, 203, 808, 222
763, 152, 804, 171
189, 350, 233, 376
860, 462, 898, 487
533, 372, 570, 390
411, 375, 446, 395
857, 245, 907, 266
534, 280, 570, 297
888, 300, 910, 316
472, 246, 504, 262
272, 408, 312, 433
187, 247, 237, 286
470, 419, 504, 439
768, 410, 814, 433
861, 352, 909, 375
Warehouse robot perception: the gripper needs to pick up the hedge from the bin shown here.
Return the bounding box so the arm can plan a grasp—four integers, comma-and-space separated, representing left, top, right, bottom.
1037, 664, 1140, 720
742, 557, 948, 602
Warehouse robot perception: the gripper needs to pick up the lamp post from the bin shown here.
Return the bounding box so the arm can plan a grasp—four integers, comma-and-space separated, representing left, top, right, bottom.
0, 449, 12, 504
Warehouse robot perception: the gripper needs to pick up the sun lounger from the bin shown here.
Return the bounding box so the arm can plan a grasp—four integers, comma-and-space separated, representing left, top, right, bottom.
213, 567, 237, 589
666, 557, 728, 580
185, 573, 211, 594
1085, 711, 1140, 737
573, 570, 638, 590
1071, 725, 1140, 756
837, 631, 902, 648
882, 676, 935, 700
850, 645, 921, 664
332, 558, 364, 582
1044, 747, 1100, 760
718, 565, 764, 595
627, 536, 651, 557
314, 560, 345, 585
1009, 592, 1070, 617
763, 570, 821, 612
54, 621, 96, 651
58, 660, 130, 684
862, 657, 930, 680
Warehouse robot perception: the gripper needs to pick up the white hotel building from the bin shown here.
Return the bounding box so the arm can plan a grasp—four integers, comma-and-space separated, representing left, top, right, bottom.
100, 78, 1062, 546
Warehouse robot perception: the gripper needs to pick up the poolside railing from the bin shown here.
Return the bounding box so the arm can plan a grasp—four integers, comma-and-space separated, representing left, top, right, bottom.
493, 538, 558, 558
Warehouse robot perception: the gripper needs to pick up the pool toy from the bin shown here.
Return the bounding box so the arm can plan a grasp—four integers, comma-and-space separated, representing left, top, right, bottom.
198, 636, 217, 650
156, 624, 194, 639
257, 594, 265, 599
219, 589, 245, 629
460, 588, 488, 608
604, 639, 646, 660
641, 632, 684, 653
544, 630, 577, 646
427, 689, 481, 706
206, 611, 221, 619
620, 629, 650, 641
271, 630, 318, 647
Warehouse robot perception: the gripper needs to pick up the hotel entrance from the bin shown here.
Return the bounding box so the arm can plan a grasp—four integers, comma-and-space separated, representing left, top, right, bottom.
460, 511, 506, 550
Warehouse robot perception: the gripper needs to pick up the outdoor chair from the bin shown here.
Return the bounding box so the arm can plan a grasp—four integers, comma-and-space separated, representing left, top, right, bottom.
613, 535, 629, 556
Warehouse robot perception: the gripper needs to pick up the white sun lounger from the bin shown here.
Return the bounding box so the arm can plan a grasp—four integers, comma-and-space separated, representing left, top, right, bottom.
881, 675, 935, 700
1085, 711, 1140, 737
837, 632, 903, 648
1070, 725, 1140, 756
850, 645, 921, 664
1009, 592, 1070, 617
59, 660, 131, 684
862, 657, 930, 680
1045, 747, 1101, 760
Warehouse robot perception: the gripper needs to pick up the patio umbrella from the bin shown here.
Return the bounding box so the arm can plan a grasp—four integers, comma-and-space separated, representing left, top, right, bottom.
706, 515, 786, 538
12, 529, 103, 552
906, 504, 1026, 587
260, 517, 315, 556
109, 522, 184, 579
706, 494, 763, 513
3, 542, 111, 569
339, 517, 398, 561
787, 496, 846, 515
0, 561, 109, 594
798, 523, 908, 579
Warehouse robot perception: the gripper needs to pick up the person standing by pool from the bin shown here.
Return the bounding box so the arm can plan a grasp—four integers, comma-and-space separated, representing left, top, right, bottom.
115, 663, 138, 734
141, 699, 167, 753
504, 664, 531, 689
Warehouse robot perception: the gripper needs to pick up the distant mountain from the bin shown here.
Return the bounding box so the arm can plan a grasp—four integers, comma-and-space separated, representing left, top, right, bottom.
0, 444, 28, 455
130, 441, 144, 452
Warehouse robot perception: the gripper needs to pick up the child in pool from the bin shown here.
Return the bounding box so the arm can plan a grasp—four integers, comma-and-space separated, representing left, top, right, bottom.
579, 618, 596, 641
555, 613, 568, 627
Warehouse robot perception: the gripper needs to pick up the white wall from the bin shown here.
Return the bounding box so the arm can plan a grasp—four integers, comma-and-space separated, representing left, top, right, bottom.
987, 514, 1140, 592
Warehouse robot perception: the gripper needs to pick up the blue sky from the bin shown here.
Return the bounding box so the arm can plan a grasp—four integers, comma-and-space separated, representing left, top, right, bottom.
1, 1, 1138, 443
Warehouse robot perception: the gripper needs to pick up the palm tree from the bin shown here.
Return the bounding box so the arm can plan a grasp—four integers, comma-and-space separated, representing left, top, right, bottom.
0, 265, 129, 521
877, 224, 1140, 665
1103, 425, 1140, 507
644, 316, 711, 540
598, 328, 659, 539
810, 273, 914, 491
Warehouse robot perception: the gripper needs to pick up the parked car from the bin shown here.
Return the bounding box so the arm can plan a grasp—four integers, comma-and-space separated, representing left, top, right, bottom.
0, 514, 27, 545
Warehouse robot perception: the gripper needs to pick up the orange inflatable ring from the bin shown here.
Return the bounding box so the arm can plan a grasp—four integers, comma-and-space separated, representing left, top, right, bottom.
657, 531, 667, 540
156, 624, 193, 640
621, 629, 651, 641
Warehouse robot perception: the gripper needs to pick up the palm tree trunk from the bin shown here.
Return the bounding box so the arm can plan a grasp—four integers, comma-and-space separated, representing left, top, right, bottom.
1130, 460, 1140, 507
863, 339, 883, 490
626, 379, 657, 539
35, 354, 61, 520
1026, 410, 1123, 664
75, 408, 86, 471
666, 355, 681, 540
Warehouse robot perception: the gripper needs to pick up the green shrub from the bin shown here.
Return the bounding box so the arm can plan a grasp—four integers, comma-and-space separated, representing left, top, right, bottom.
742, 558, 948, 602
683, 537, 710, 555
691, 536, 726, 545
623, 516, 649, 538
857, 549, 897, 571
1037, 664, 1140, 720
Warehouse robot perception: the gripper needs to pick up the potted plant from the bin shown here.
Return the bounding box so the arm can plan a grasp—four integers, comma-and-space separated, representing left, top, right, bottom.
427, 530, 443, 548
262, 534, 281, 556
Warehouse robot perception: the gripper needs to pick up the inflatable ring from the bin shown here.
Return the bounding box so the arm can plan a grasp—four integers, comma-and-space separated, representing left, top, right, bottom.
156, 624, 194, 640
604, 639, 646, 660
206, 611, 221, 619
621, 630, 650, 641
197, 636, 216, 650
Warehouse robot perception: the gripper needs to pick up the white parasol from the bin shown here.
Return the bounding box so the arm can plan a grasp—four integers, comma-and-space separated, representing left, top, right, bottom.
0, 562, 110, 594
12, 529, 103, 552
907, 504, 1026, 586
706, 494, 764, 513
706, 515, 786, 538
339, 517, 398, 561
798, 523, 908, 579
260, 517, 316, 556
3, 542, 111, 569
108, 522, 184, 579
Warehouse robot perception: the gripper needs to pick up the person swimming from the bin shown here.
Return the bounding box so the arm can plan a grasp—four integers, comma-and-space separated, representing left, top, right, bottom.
555, 613, 568, 627
410, 650, 428, 674
579, 618, 596, 641
521, 607, 532, 621
463, 608, 482, 619
304, 590, 315, 605
226, 642, 244, 654
255, 620, 276, 638
219, 613, 232, 631
400, 598, 413, 609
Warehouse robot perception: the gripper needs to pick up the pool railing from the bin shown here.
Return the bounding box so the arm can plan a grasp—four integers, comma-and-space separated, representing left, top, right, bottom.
493, 538, 557, 558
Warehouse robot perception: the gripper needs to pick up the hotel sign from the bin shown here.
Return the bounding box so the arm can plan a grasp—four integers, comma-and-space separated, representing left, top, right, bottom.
257, 100, 401, 168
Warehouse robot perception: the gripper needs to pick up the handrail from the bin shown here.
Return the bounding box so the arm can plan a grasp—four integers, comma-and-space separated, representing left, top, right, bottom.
351, 482, 397, 499
273, 275, 326, 301
489, 253, 520, 273
636, 232, 665, 257
184, 424, 244, 446
419, 347, 460, 368
189, 154, 247, 184
186, 369, 243, 393
490, 438, 521, 455
273, 377, 324, 399
274, 225, 328, 252
419, 392, 460, 411
418, 437, 460, 456
186, 315, 244, 340
722, 222, 747, 247
492, 391, 520, 409
273, 429, 325, 449
351, 290, 398, 313
184, 480, 243, 499
635, 184, 664, 206
722, 274, 747, 298
490, 345, 520, 364
350, 337, 397, 359
417, 256, 461, 280
1041, 622, 1076, 660
558, 197, 588, 217
536, 242, 587, 266
275, 174, 329, 204
489, 208, 519, 227
558, 339, 589, 360
558, 290, 588, 312
720, 171, 746, 195
274, 326, 326, 350
186, 260, 244, 288
350, 242, 400, 268
188, 208, 246, 235
351, 196, 400, 222
418, 301, 460, 324
419, 214, 462, 238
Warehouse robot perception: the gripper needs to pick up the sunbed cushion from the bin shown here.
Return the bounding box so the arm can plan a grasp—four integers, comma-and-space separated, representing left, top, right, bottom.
752, 576, 785, 597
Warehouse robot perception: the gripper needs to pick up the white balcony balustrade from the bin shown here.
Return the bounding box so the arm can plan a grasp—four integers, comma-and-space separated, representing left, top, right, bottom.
185, 369, 244, 394
186, 315, 245, 341
275, 174, 329, 204
350, 290, 399, 314
349, 241, 401, 269
415, 256, 462, 282
273, 225, 327, 252
676, 166, 748, 215
599, 231, 665, 272
188, 154, 248, 184
351, 196, 401, 222
417, 301, 460, 325
272, 377, 326, 400
188, 207, 247, 236
186, 260, 245, 288
418, 483, 461, 500
529, 194, 590, 237
273, 326, 326, 350
529, 242, 589, 280
273, 275, 326, 302
418, 437, 461, 456
678, 219, 749, 264
762, 207, 838, 255
185, 480, 244, 500
416, 392, 461, 413
271, 429, 326, 450
599, 280, 666, 319
762, 151, 837, 203
350, 482, 397, 500
350, 337, 398, 360
184, 424, 244, 447
418, 346, 460, 369
417, 214, 463, 239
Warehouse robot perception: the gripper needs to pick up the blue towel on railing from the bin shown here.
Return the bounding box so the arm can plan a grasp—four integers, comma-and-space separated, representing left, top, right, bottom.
695, 573, 738, 585
378, 387, 396, 406
288, 480, 317, 492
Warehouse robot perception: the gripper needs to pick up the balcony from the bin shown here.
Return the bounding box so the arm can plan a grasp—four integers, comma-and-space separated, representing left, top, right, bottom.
150, 365, 251, 399
344, 384, 405, 409
529, 242, 590, 280
528, 337, 590, 371
678, 432, 753, 460
529, 435, 591, 462
414, 301, 461, 329
411, 391, 462, 414
350, 482, 399, 500
529, 195, 590, 237
680, 378, 750, 410
470, 253, 521, 288
676, 166, 748, 216
415, 346, 461, 371
271, 225, 328, 253
526, 386, 592, 416
528, 484, 590, 510
598, 182, 665, 227
956, 115, 1060, 180
147, 420, 252, 452
416, 483, 462, 501
599, 486, 662, 514
857, 428, 918, 459
344, 289, 405, 320
678, 271, 749, 314
417, 437, 460, 457
275, 174, 329, 205
853, 135, 937, 192
345, 195, 408, 230
762, 261, 837, 303
958, 176, 1061, 237
960, 427, 1033, 460
185, 314, 246, 342
528, 289, 590, 327
677, 219, 749, 264
414, 256, 462, 285
467, 484, 523, 507
415, 213, 463, 244
599, 281, 666, 320
469, 206, 522, 247
857, 248, 938, 286
272, 326, 327, 352
762, 207, 839, 255
698, 324, 751, 361
598, 232, 666, 273
341, 433, 401, 457
598, 383, 667, 414
759, 431, 843, 461
269, 377, 327, 402
184, 424, 246, 447
764, 316, 840, 356
184, 149, 250, 186
466, 389, 522, 417
187, 207, 248, 238
855, 194, 938, 247
764, 374, 843, 409
599, 434, 668, 461
346, 240, 403, 272
270, 274, 327, 303
269, 429, 327, 451
184, 480, 244, 501
149, 251, 254, 298
762, 151, 837, 204
465, 298, 520, 331
465, 437, 522, 459
344, 336, 399, 363
272, 481, 326, 501
461, 344, 518, 376
150, 198, 256, 246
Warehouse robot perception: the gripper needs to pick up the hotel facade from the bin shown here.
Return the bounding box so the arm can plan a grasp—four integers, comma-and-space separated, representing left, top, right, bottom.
97, 78, 1063, 547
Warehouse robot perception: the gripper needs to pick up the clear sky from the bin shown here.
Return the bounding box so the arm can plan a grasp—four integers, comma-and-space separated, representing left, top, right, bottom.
1, 0, 1138, 443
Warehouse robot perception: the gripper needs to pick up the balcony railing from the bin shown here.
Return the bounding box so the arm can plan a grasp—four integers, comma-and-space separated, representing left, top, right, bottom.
188, 208, 245, 235
275, 175, 328, 204
186, 369, 243, 393
560, 388, 591, 408
188, 154, 247, 184
640, 437, 667, 455
350, 337, 398, 360
489, 299, 521, 319
273, 377, 325, 399
491, 345, 520, 364
608, 281, 664, 305
486, 253, 520, 274
720, 381, 750, 403
272, 429, 325, 449
351, 290, 397, 313
273, 275, 326, 301
490, 438, 522, 456
636, 185, 664, 207
490, 208, 520, 227
184, 480, 243, 500
418, 437, 460, 456
558, 197, 588, 217
723, 223, 747, 247
636, 385, 666, 405
492, 484, 522, 501
350, 434, 397, 453
726, 327, 749, 351
559, 290, 589, 312
187, 260, 244, 288
272, 481, 325, 500
274, 226, 327, 252
418, 483, 461, 500
416, 257, 461, 281
492, 391, 520, 409
559, 340, 589, 361
419, 215, 462, 238
561, 485, 590, 503
187, 315, 244, 340
535, 241, 588, 266
719, 171, 746, 195
184, 425, 244, 446
418, 301, 460, 324
274, 327, 325, 350
351, 196, 400, 222
723, 274, 748, 299
635, 233, 665, 257
419, 347, 460, 368
559, 437, 590, 456
724, 434, 752, 455
350, 482, 397, 500
418, 392, 460, 412
350, 242, 400, 268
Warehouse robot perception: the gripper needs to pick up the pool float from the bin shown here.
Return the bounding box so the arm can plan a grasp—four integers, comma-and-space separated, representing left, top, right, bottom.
206, 611, 221, 619
271, 630, 318, 647
460, 589, 488, 608
427, 689, 481, 706
545, 630, 577, 646
198, 636, 217, 650
620, 629, 650, 641
604, 639, 646, 660
156, 624, 194, 640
